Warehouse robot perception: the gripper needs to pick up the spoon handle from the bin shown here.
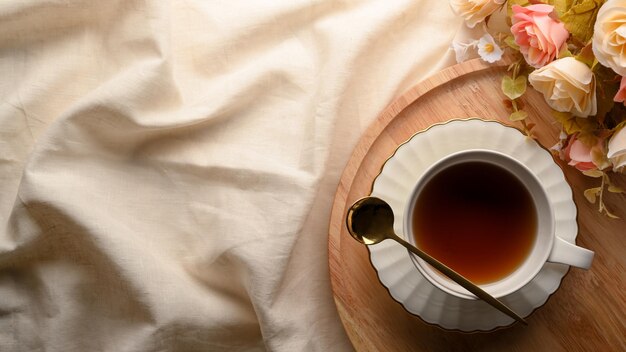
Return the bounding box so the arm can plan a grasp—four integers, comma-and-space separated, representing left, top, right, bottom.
390, 234, 527, 325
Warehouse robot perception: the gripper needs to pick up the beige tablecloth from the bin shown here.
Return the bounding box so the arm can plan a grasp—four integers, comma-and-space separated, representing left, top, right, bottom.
0, 1, 461, 350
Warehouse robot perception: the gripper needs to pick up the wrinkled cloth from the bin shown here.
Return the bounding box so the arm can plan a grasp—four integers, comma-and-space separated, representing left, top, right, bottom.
0, 1, 461, 351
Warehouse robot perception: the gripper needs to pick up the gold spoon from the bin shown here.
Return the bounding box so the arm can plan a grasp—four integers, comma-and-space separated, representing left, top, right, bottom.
346, 196, 527, 325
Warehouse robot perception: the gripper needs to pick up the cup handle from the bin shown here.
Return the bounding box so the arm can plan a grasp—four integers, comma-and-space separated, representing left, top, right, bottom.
547, 236, 594, 269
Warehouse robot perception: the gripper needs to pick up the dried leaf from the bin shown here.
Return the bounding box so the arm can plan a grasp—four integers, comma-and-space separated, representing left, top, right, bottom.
507, 62, 517, 72
591, 145, 611, 170
591, 58, 599, 70
592, 65, 622, 125
584, 187, 601, 204
507, 0, 530, 18
604, 104, 626, 131
551, 110, 596, 134
551, 0, 575, 17
509, 110, 528, 121
561, 0, 604, 44
576, 131, 598, 146
601, 199, 621, 218
582, 170, 604, 178
502, 75, 527, 100
576, 43, 595, 67
508, 0, 573, 18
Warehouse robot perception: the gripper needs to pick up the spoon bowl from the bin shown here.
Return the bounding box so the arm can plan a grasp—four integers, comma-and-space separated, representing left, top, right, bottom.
346, 196, 527, 325
346, 196, 394, 245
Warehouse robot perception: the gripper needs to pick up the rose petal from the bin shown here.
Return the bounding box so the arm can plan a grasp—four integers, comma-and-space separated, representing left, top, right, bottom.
608, 126, 626, 159
570, 139, 594, 163
525, 4, 555, 15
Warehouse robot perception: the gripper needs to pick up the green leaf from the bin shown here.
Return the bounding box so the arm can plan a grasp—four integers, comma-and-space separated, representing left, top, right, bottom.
509, 110, 528, 121
608, 185, 625, 193
584, 187, 601, 204
591, 58, 599, 70
502, 75, 527, 100
558, 47, 573, 59
504, 36, 520, 51
582, 170, 604, 178
561, 0, 605, 44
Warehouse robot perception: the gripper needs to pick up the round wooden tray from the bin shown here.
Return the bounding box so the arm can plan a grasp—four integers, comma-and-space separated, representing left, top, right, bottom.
328, 58, 626, 351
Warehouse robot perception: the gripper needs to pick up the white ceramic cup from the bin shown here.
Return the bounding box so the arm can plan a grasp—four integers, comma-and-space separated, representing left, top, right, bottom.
404, 149, 594, 300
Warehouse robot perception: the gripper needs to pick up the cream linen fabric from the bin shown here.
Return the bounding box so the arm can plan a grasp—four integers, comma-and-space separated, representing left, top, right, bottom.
0, 1, 461, 351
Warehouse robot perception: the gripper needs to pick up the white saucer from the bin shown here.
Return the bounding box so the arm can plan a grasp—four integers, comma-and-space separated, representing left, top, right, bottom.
369, 118, 577, 332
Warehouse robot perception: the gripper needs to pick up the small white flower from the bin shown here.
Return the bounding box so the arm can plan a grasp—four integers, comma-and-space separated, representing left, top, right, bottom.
451, 39, 477, 63
476, 34, 503, 63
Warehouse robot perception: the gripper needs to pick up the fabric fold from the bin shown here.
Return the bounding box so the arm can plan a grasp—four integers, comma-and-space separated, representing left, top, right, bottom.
0, 1, 461, 350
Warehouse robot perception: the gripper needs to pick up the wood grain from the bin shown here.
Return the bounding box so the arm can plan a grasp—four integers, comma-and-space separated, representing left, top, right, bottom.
328, 58, 626, 352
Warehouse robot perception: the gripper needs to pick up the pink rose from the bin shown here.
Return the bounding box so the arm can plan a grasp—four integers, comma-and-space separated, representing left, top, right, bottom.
562, 133, 608, 171
511, 4, 569, 68
614, 76, 626, 106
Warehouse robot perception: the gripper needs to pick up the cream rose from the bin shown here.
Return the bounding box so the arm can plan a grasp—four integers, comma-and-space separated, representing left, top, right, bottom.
528, 57, 597, 117
592, 0, 626, 76
450, 0, 505, 28
608, 126, 626, 171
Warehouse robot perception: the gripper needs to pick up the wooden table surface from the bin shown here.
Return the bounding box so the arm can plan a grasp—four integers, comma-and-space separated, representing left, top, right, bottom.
328, 58, 626, 351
